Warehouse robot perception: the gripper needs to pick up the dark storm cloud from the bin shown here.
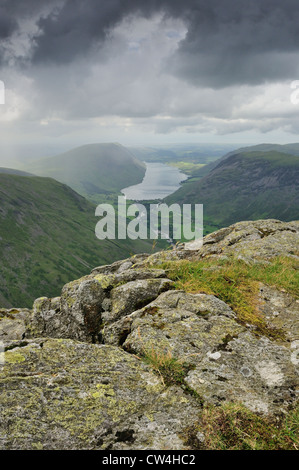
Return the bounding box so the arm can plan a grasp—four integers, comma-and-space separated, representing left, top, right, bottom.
1, 0, 299, 87
30, 0, 186, 64
32, 0, 132, 64
0, 6, 18, 39
169, 0, 299, 87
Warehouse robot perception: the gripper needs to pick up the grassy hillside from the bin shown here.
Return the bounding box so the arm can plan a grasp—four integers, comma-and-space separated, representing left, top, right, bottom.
26, 143, 146, 204
193, 142, 299, 178
0, 174, 154, 308
166, 151, 299, 234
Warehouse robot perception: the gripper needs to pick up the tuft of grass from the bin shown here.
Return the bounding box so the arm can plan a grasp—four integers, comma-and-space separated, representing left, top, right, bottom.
142, 347, 190, 387
160, 255, 299, 340
140, 345, 203, 401
190, 402, 299, 450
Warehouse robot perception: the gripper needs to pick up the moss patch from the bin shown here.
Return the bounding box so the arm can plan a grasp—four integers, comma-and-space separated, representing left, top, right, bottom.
5, 350, 26, 363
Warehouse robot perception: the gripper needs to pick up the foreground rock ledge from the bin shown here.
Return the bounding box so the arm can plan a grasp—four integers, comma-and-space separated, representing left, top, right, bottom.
0, 219, 298, 450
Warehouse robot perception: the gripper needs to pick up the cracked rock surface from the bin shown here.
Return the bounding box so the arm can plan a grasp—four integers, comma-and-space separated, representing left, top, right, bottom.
103, 290, 298, 416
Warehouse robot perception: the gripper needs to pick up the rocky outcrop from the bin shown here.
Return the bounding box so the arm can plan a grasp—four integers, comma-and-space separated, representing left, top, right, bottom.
0, 219, 298, 450
138, 219, 299, 266
186, 219, 299, 261
27, 264, 173, 344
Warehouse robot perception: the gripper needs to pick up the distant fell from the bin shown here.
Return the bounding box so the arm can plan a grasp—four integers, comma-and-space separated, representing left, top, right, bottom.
193, 142, 299, 178
26, 143, 146, 203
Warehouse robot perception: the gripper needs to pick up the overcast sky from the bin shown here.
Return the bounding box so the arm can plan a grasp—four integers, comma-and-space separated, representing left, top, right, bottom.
1, 0, 299, 163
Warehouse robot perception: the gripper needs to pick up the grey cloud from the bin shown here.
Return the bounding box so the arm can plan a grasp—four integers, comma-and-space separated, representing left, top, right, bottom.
2, 0, 299, 87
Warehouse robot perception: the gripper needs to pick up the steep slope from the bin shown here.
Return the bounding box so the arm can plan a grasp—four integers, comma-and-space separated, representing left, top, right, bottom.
0, 174, 152, 308
166, 151, 299, 232
26, 143, 146, 203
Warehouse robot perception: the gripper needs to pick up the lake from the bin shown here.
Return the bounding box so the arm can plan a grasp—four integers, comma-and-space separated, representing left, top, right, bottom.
121, 162, 188, 201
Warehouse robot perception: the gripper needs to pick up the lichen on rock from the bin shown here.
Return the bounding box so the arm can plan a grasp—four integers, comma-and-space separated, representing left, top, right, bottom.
0, 338, 201, 450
